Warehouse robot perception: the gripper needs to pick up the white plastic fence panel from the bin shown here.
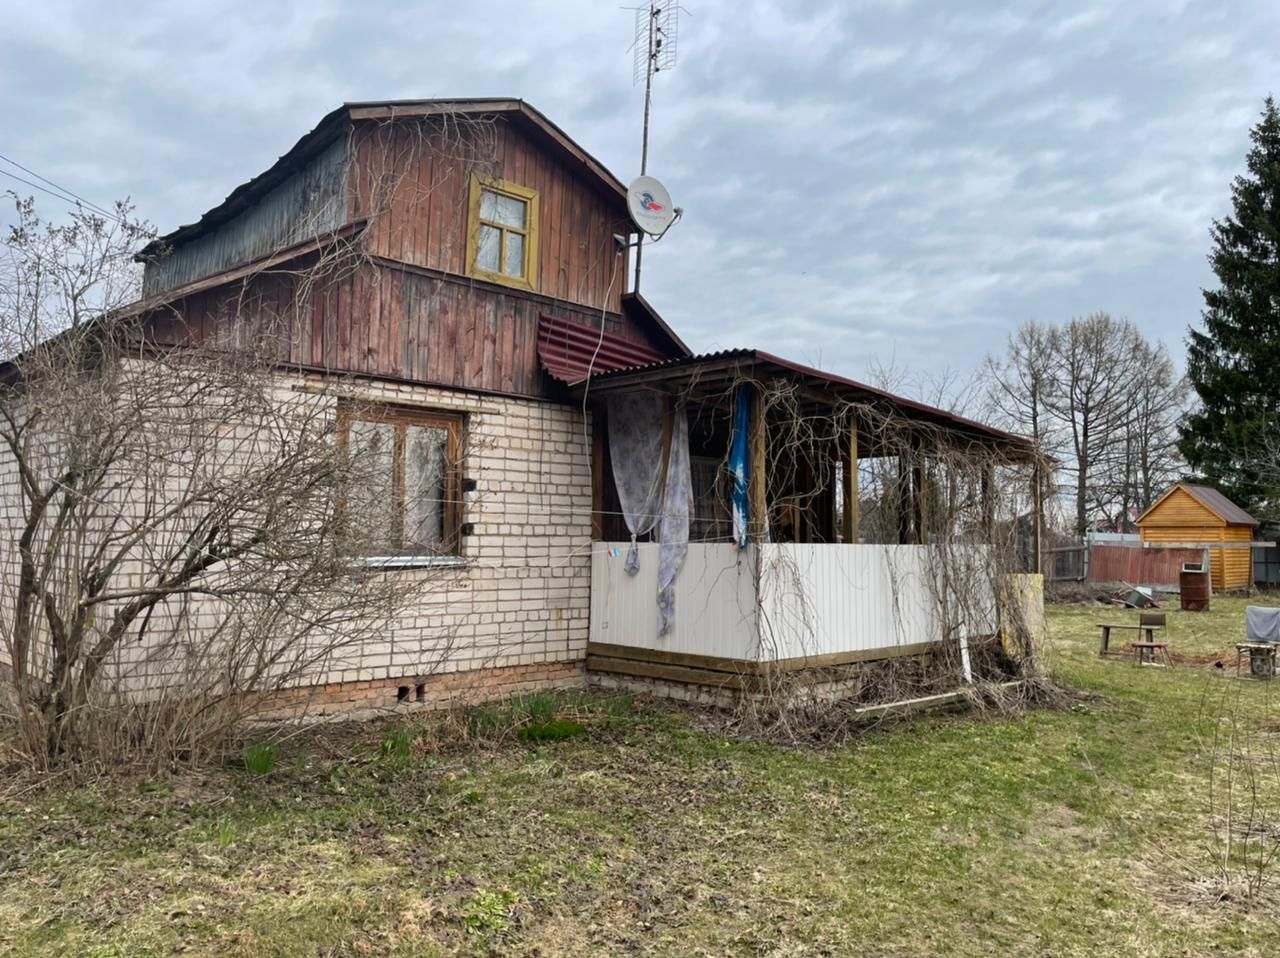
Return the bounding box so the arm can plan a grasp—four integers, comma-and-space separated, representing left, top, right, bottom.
589, 542, 760, 658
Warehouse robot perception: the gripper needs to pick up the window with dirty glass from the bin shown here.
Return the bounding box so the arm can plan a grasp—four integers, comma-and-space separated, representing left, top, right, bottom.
340, 404, 464, 558
467, 174, 539, 291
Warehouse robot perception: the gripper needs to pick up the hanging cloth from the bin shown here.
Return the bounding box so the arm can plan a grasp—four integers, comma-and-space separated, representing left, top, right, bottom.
605, 391, 666, 574
729, 384, 751, 549
657, 405, 692, 636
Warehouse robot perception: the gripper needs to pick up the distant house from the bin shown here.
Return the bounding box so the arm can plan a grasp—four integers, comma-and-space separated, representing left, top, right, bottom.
1135, 483, 1258, 590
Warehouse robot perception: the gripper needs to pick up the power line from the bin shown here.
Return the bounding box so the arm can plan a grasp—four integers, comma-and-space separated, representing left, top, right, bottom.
0, 152, 117, 219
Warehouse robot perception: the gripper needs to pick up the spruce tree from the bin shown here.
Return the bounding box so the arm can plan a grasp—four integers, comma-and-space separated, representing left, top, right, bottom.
1180, 96, 1280, 513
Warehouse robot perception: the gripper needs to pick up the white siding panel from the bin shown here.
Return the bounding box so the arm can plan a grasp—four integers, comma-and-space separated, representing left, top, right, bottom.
590, 542, 998, 664
589, 542, 759, 659
758, 544, 996, 661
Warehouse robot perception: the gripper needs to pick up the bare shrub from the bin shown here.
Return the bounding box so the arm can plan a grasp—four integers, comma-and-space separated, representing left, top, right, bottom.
0, 206, 464, 768
1196, 678, 1280, 906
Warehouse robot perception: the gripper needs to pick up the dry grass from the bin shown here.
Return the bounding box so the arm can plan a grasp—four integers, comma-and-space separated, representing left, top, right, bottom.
3, 600, 1280, 955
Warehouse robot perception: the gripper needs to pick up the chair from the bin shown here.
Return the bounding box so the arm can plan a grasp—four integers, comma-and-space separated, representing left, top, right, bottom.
1132, 612, 1171, 667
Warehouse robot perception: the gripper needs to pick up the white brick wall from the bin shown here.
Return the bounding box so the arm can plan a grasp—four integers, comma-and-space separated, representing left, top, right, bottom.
320, 377, 593, 684
0, 369, 594, 704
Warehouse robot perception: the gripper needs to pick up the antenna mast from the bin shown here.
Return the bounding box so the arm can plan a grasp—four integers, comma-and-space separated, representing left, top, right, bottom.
632, 1, 679, 292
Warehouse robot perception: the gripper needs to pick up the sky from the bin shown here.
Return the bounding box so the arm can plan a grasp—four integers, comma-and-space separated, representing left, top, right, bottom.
3, 0, 1278, 401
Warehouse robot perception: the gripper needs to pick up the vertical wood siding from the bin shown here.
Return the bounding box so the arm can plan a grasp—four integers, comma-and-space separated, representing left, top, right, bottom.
142, 137, 350, 297
355, 117, 630, 314
160, 261, 657, 400
1086, 544, 1204, 587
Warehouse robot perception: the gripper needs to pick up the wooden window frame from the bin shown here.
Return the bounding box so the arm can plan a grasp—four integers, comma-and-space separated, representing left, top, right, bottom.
338, 402, 466, 559
466, 173, 540, 292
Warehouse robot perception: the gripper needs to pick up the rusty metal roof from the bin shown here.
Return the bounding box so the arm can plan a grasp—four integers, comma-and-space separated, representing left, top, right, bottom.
536, 314, 671, 384
563, 347, 1036, 455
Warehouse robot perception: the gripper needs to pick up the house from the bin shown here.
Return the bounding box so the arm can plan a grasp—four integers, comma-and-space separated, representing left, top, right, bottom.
22, 100, 1044, 713
1136, 483, 1258, 591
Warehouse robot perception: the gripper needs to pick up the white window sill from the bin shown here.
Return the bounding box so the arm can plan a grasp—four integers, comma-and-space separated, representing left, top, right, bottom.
358, 555, 469, 570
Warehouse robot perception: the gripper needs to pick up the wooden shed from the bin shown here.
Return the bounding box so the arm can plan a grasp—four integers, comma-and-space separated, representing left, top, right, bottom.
1135, 483, 1258, 590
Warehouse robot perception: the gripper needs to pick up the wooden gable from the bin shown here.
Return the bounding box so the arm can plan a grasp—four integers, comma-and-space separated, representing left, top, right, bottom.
354, 115, 632, 315
1137, 486, 1226, 529
137, 101, 688, 401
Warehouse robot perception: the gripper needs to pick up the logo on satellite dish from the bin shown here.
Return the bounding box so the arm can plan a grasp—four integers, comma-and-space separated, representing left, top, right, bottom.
627, 175, 677, 236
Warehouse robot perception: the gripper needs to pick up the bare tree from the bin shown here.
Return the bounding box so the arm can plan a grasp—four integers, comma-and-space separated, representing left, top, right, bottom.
0, 195, 444, 767
1089, 339, 1187, 530
984, 321, 1057, 462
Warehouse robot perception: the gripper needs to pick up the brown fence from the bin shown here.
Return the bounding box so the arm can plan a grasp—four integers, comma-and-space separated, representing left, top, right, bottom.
1087, 544, 1203, 587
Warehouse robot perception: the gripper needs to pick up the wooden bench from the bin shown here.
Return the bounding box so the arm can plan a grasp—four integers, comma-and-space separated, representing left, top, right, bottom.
1097, 613, 1168, 659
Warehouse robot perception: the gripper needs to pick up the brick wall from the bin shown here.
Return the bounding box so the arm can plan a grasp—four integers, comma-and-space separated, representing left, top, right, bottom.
309, 377, 593, 692
0, 370, 594, 717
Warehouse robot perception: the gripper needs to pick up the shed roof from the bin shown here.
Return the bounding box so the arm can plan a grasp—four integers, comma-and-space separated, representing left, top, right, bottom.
140, 98, 628, 258
1136, 483, 1259, 527
548, 346, 1036, 460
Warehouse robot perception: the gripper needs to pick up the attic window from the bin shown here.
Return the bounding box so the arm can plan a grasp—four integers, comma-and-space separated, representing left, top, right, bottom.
467, 174, 539, 291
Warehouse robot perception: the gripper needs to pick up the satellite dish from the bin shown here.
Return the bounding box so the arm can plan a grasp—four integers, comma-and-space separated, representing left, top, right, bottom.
627, 175, 677, 237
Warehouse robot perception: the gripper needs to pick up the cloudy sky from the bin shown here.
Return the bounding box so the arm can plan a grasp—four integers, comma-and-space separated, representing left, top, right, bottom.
3, 1, 1277, 397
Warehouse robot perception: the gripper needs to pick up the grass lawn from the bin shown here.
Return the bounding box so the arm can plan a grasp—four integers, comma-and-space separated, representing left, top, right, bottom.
4, 597, 1280, 956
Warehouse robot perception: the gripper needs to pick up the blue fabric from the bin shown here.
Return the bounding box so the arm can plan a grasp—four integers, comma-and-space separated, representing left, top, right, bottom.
730, 384, 750, 549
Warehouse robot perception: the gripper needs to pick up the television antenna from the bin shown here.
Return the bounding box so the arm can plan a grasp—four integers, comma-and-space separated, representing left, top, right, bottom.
627, 2, 686, 292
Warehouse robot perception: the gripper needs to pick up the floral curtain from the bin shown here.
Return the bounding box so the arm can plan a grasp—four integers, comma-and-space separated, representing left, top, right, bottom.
657, 406, 692, 636
605, 391, 666, 575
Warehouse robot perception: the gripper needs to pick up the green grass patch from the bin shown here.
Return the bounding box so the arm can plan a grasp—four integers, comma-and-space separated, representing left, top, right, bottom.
516, 719, 586, 743
2, 601, 1279, 955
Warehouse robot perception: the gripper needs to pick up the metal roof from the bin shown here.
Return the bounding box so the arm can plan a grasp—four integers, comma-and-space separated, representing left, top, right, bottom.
1138, 483, 1259, 527
537, 314, 671, 384
565, 347, 1035, 454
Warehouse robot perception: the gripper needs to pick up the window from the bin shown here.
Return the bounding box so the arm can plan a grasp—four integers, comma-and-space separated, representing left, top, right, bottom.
467, 173, 539, 290
340, 404, 464, 559
690, 456, 731, 542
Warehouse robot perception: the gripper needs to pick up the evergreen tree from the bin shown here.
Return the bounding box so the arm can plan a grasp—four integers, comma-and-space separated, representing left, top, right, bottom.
1180, 96, 1280, 513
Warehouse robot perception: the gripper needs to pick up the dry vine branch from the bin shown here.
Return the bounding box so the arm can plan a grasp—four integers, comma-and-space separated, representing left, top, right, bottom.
0, 113, 511, 768
639, 368, 1056, 739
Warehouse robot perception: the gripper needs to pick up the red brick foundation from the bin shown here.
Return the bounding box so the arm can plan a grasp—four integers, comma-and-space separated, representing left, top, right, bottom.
251, 660, 585, 720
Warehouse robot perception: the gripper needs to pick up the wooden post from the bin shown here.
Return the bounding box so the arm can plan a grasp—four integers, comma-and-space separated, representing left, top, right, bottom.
841, 421, 860, 544
749, 385, 768, 541
912, 454, 927, 545
897, 453, 912, 544
1031, 461, 1043, 574
590, 406, 606, 542
980, 463, 995, 544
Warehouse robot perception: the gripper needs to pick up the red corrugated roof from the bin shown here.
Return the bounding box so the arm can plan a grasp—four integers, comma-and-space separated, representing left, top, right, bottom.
537, 314, 669, 384
565, 347, 1036, 455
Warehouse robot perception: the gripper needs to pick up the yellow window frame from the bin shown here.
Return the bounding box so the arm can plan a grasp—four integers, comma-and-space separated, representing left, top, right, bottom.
466, 173, 540, 291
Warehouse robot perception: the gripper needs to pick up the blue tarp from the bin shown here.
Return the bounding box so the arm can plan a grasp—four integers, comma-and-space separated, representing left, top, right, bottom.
729, 385, 750, 549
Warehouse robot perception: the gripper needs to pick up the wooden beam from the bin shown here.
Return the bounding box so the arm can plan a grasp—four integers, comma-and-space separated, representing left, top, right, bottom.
912, 453, 927, 545
590, 407, 606, 541
1137, 540, 1272, 549
749, 384, 768, 541
897, 454, 912, 544
1031, 462, 1044, 574
585, 640, 943, 676
842, 421, 860, 543
980, 463, 995, 543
